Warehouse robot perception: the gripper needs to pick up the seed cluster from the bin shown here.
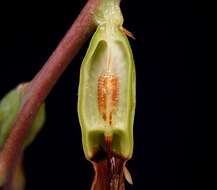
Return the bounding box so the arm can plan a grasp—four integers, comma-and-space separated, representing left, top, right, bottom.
98, 72, 119, 125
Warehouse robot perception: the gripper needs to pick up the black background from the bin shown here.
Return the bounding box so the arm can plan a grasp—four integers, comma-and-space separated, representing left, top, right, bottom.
0, 0, 209, 190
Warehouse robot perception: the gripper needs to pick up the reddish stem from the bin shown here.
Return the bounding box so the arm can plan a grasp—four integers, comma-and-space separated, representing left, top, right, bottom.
0, 0, 99, 187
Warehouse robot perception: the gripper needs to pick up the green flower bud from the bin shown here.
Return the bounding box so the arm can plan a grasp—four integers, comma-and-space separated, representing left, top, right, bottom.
0, 83, 46, 149
0, 83, 46, 189
78, 0, 136, 160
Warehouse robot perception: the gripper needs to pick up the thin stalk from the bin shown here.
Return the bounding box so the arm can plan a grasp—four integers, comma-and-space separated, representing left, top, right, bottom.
0, 0, 99, 188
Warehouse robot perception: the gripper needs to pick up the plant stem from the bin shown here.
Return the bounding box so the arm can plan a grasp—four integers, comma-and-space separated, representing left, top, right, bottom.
0, 0, 99, 188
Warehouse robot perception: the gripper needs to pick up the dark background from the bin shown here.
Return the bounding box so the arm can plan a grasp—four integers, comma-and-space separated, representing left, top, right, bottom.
0, 0, 209, 190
